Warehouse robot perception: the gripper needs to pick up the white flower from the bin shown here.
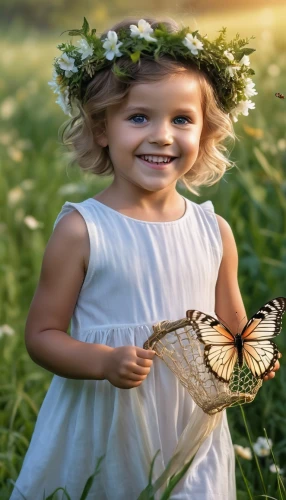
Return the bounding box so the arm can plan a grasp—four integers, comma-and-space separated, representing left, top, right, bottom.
48, 70, 61, 94
57, 53, 79, 78
24, 216, 43, 230
224, 50, 234, 61
253, 437, 273, 457
234, 445, 253, 460
269, 463, 284, 474
226, 65, 241, 78
231, 100, 255, 122
182, 34, 204, 55
8, 187, 25, 206
130, 19, 157, 42
55, 87, 71, 115
244, 78, 258, 98
240, 55, 250, 66
102, 31, 123, 61
58, 183, 87, 196
0, 324, 15, 338
76, 38, 93, 60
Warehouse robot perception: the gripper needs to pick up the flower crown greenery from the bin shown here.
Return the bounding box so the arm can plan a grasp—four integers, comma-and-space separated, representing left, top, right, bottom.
48, 17, 257, 123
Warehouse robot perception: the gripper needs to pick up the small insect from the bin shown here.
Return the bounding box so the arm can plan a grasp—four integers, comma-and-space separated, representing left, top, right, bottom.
275, 92, 285, 99
187, 297, 286, 383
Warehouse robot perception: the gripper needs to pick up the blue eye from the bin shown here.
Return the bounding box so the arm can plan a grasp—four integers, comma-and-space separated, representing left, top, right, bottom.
129, 115, 146, 124
174, 116, 191, 125
128, 114, 192, 125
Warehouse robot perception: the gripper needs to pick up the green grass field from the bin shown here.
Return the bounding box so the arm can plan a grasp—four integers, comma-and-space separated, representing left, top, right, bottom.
1, 6, 286, 499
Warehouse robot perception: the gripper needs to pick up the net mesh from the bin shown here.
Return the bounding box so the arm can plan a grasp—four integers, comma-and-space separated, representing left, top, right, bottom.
144, 317, 262, 415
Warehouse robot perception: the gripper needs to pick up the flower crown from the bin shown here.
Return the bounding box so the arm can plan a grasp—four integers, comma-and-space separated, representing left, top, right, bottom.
48, 17, 257, 123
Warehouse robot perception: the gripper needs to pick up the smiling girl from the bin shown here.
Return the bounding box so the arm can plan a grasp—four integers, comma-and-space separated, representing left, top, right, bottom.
10, 16, 279, 500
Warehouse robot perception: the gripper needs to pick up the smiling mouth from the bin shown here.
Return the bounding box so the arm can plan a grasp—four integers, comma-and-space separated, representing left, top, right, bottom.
136, 156, 177, 165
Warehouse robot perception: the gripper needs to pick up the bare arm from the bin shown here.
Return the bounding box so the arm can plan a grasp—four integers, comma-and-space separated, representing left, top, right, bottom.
25, 211, 112, 380
215, 215, 247, 333
215, 214, 280, 380
25, 210, 155, 385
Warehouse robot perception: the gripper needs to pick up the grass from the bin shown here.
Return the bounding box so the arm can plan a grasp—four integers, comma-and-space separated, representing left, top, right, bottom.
0, 6, 286, 498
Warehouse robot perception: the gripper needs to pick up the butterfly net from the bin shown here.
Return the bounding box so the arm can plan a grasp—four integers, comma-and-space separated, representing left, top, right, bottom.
144, 317, 263, 415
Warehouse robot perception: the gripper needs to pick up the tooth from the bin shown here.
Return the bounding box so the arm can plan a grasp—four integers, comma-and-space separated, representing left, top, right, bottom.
141, 155, 172, 163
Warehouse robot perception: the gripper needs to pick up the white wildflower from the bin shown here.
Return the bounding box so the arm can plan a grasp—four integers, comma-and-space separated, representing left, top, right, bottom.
130, 19, 157, 42
182, 34, 204, 55
234, 445, 252, 460
24, 216, 43, 230
7, 147, 23, 163
1, 97, 17, 119
253, 437, 273, 457
76, 38, 93, 60
102, 31, 123, 61
8, 187, 25, 206
48, 70, 61, 94
55, 88, 72, 116
244, 78, 258, 98
240, 55, 250, 66
226, 65, 241, 78
224, 50, 234, 61
57, 53, 79, 78
231, 99, 255, 122
269, 463, 284, 474
58, 183, 87, 196
0, 324, 15, 338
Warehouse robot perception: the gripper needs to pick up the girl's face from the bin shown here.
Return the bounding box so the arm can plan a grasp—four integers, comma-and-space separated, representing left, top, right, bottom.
98, 71, 204, 194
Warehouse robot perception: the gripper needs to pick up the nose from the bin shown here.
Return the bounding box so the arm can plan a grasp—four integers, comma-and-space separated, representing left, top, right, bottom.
148, 121, 173, 146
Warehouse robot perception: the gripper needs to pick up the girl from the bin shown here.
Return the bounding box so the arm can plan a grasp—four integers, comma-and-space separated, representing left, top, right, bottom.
10, 16, 280, 500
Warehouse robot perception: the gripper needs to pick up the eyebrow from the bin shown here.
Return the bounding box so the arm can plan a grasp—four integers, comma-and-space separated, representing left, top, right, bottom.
124, 106, 198, 114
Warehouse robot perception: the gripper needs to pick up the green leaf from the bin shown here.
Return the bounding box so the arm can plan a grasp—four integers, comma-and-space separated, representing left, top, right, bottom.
82, 17, 90, 36
112, 63, 130, 78
44, 487, 71, 500
67, 30, 83, 37
79, 456, 105, 500
130, 51, 141, 63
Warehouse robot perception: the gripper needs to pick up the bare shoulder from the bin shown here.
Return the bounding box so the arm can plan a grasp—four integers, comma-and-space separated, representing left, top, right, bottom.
53, 210, 90, 272
25, 209, 90, 345
215, 214, 233, 238
215, 214, 238, 254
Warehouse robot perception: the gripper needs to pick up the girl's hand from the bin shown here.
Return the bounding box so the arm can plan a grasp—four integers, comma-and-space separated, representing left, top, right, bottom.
103, 346, 156, 389
263, 352, 282, 381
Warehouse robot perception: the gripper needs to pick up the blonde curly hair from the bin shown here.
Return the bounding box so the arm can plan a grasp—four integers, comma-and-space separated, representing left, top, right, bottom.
59, 17, 236, 195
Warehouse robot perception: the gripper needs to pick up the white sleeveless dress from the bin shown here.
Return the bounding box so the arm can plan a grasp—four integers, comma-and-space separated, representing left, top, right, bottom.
10, 195, 236, 500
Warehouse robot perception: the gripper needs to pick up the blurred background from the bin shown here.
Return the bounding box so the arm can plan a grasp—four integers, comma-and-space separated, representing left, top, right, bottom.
0, 1, 286, 498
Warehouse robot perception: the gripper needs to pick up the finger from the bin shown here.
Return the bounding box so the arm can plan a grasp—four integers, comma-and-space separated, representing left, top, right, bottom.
124, 372, 148, 382
263, 371, 275, 381
273, 360, 280, 371
278, 352, 282, 359
136, 357, 154, 368
137, 347, 156, 359
131, 365, 151, 376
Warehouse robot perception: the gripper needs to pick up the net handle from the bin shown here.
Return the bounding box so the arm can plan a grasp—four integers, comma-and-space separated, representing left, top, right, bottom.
143, 317, 191, 350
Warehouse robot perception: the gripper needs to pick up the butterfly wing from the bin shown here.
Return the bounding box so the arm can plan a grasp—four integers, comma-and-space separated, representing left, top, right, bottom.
187, 310, 237, 383
240, 297, 286, 378
241, 297, 286, 341
243, 340, 279, 379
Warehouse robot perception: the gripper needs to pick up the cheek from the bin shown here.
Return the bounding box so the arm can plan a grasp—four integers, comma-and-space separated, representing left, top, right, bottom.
183, 134, 201, 153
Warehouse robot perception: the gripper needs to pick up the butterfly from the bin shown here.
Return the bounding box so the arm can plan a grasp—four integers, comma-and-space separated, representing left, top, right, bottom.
186, 297, 286, 383
275, 92, 285, 99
